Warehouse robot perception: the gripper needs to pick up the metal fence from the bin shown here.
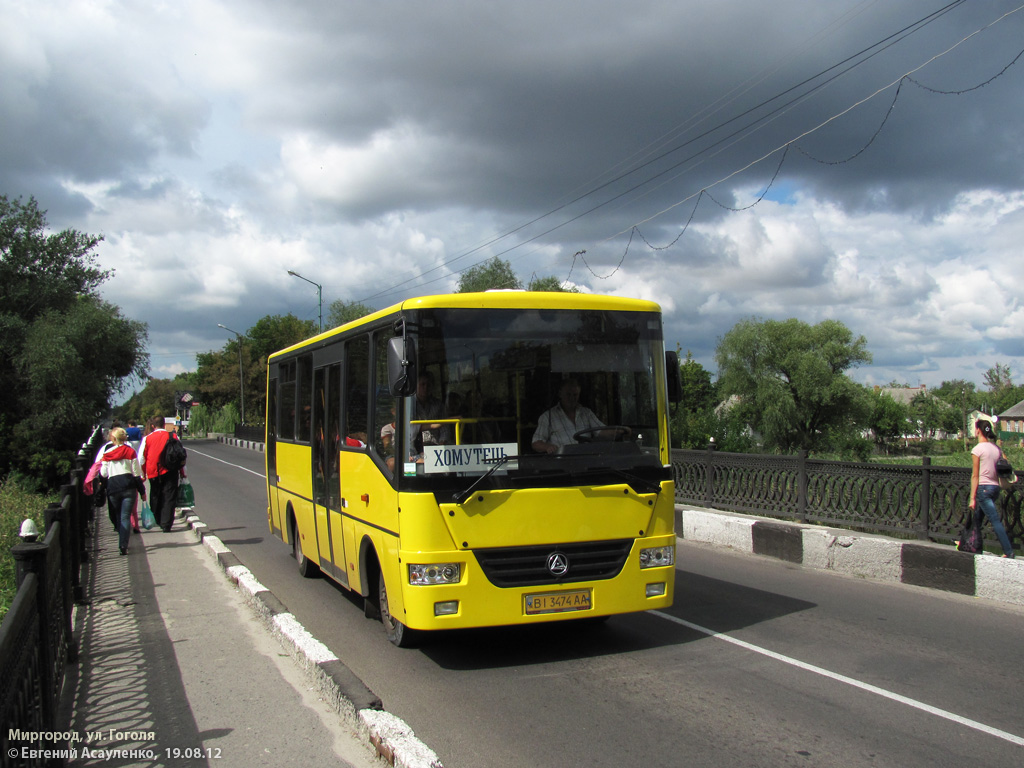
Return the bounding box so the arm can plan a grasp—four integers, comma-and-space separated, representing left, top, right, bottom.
0, 429, 101, 767
671, 447, 1023, 547
234, 424, 264, 442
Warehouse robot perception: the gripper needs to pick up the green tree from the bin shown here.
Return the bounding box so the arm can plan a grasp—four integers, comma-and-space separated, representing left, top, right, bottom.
526, 275, 579, 292
193, 342, 257, 422
866, 388, 909, 453
0, 196, 148, 486
983, 362, 1013, 393
995, 384, 1024, 418
116, 375, 190, 425
715, 317, 872, 453
981, 363, 1024, 415
457, 257, 522, 292
186, 403, 212, 437
932, 379, 980, 442
246, 314, 317, 362
909, 391, 959, 441
326, 300, 376, 329
192, 314, 315, 425
670, 352, 719, 448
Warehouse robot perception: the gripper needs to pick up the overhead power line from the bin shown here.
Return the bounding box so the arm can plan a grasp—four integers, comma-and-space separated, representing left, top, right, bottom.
358, 0, 1016, 304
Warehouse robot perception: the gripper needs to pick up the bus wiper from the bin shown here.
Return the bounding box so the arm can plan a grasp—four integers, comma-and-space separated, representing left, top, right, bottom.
452, 455, 520, 505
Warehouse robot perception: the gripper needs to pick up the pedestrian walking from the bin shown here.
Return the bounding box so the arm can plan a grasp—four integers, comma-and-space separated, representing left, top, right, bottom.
969, 419, 1016, 558
99, 427, 147, 555
140, 415, 182, 532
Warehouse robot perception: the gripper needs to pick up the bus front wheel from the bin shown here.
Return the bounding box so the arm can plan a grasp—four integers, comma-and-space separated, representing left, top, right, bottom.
378, 574, 418, 648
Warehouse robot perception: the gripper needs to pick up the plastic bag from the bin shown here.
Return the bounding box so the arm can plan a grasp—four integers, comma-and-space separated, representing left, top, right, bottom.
177, 477, 195, 508
140, 499, 156, 530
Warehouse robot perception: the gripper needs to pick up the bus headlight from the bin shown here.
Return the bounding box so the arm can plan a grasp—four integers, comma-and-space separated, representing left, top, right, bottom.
409, 563, 462, 585
639, 546, 675, 569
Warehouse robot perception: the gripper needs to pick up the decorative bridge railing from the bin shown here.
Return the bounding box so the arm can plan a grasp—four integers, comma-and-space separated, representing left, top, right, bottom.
0, 427, 102, 767
671, 447, 1022, 548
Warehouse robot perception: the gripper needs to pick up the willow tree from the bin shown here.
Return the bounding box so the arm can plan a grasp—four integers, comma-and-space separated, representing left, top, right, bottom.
0, 195, 148, 486
715, 317, 871, 453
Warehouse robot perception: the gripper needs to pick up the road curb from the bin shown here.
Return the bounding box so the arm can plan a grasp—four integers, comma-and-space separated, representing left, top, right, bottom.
678, 505, 1024, 607
179, 508, 444, 768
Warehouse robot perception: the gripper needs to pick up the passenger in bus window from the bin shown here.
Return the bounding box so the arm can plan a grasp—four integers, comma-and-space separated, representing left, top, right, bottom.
531, 378, 604, 453
411, 371, 443, 454
380, 403, 396, 454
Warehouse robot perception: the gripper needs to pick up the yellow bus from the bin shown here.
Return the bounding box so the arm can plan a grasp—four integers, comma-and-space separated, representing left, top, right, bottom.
266, 291, 682, 646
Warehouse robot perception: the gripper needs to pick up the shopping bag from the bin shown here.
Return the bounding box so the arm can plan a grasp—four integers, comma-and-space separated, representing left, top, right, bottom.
140, 499, 156, 530
177, 477, 195, 508
957, 513, 983, 554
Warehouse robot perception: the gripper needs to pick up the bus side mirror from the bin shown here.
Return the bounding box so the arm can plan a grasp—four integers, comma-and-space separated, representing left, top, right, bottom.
666, 351, 683, 404
387, 337, 417, 397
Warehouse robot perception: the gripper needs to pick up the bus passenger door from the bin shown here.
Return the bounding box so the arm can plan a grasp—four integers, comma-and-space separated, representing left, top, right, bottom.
313, 363, 348, 585
266, 374, 283, 536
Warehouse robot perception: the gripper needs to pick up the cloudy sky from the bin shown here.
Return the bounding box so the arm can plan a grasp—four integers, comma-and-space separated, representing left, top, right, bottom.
3, 0, 1024, 393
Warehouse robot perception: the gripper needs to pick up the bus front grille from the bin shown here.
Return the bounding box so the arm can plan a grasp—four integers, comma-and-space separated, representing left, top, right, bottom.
473, 540, 632, 588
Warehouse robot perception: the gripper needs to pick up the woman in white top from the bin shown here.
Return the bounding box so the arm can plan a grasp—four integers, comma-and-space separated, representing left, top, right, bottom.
970, 419, 1015, 558
100, 427, 147, 555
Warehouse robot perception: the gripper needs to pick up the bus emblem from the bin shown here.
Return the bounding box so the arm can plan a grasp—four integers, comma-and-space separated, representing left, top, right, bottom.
547, 552, 569, 576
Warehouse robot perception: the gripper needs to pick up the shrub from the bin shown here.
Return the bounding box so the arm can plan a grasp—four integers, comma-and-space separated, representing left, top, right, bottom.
0, 476, 54, 621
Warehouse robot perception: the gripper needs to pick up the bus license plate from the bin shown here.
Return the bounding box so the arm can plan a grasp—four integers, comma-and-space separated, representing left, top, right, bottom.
524, 589, 592, 615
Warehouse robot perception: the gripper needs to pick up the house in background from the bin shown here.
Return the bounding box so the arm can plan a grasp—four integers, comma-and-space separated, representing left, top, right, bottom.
998, 399, 1024, 439
875, 384, 954, 440
876, 384, 929, 406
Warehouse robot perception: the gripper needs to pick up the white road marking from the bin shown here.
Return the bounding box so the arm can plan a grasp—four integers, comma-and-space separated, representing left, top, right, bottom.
653, 611, 1024, 748
188, 448, 264, 477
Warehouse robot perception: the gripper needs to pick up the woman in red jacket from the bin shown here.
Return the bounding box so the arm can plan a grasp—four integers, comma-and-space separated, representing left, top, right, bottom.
100, 427, 147, 554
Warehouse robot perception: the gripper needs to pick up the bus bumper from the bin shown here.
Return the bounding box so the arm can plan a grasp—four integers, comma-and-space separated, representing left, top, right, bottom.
397, 535, 676, 631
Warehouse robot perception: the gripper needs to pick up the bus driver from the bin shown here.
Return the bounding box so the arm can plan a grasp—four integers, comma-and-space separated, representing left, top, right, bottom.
531, 378, 605, 454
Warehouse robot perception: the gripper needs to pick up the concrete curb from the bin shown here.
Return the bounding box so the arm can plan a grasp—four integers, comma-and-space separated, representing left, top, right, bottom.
179, 508, 444, 768
678, 505, 1024, 607
214, 436, 265, 452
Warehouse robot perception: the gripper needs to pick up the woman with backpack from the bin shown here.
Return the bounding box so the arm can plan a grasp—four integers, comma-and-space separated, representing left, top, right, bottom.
969, 419, 1015, 558
139, 415, 185, 533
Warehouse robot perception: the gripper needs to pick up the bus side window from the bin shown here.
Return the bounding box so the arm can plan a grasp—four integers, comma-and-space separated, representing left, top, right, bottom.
297, 354, 313, 443
279, 361, 296, 441
344, 335, 369, 446
373, 330, 397, 474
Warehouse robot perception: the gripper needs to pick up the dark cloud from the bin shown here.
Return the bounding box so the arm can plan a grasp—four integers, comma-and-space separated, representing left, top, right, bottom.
2, 0, 1023, 386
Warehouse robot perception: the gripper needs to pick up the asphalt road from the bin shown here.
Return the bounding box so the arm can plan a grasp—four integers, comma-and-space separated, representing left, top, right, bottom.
184, 439, 1024, 768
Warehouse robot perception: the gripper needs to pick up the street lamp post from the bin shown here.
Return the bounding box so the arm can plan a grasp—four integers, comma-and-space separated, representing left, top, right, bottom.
287, 270, 323, 332
217, 324, 245, 424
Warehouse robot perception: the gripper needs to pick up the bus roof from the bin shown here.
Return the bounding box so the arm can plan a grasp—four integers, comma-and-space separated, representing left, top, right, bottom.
269, 291, 663, 361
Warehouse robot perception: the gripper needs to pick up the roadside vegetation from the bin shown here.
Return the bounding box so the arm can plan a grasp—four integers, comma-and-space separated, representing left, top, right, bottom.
0, 477, 54, 621
670, 316, 1024, 463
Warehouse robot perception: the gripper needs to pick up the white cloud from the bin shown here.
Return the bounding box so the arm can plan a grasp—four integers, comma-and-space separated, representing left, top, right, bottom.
3, 0, 1024, 391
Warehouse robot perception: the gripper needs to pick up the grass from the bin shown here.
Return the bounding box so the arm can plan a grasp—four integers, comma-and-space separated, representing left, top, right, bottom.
871, 443, 1024, 470
0, 478, 54, 622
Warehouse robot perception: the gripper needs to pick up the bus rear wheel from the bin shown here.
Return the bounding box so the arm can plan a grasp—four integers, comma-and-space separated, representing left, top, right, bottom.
292, 520, 320, 579
378, 574, 418, 648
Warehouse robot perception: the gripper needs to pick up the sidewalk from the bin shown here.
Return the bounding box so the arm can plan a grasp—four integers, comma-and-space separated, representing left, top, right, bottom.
61, 507, 385, 768
678, 505, 1024, 607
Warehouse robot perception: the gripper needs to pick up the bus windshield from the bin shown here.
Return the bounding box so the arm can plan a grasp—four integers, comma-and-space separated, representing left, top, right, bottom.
398, 306, 669, 493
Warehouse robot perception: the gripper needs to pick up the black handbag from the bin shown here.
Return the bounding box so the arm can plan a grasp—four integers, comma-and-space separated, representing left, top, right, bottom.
995, 451, 1016, 491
